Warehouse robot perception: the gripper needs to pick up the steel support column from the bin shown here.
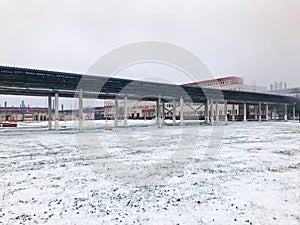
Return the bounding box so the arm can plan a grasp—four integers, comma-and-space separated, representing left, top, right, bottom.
172, 99, 176, 126
266, 104, 269, 121
224, 99, 228, 125
210, 99, 214, 125
180, 96, 184, 126
158, 95, 162, 128
114, 98, 118, 127
284, 104, 288, 121
162, 100, 165, 124
21, 100, 25, 121
205, 99, 209, 123
243, 103, 247, 122
254, 105, 258, 120
48, 96, 52, 130
79, 89, 83, 132
259, 101, 262, 122
124, 96, 128, 127
216, 101, 219, 122
155, 101, 159, 125
55, 92, 59, 130
293, 104, 296, 120
274, 106, 277, 120
4, 101, 7, 116
232, 104, 235, 121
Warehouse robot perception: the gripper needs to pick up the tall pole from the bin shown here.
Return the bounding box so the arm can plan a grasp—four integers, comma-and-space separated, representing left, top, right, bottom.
284, 104, 288, 121
224, 99, 228, 125
180, 96, 184, 126
274, 106, 277, 120
293, 104, 296, 120
205, 99, 209, 123
48, 96, 52, 130
210, 99, 214, 125
172, 99, 176, 126
79, 89, 83, 132
158, 95, 162, 128
4, 101, 7, 115
254, 105, 258, 120
259, 101, 262, 122
21, 100, 25, 121
162, 100, 165, 124
215, 101, 219, 122
55, 93, 59, 130
155, 101, 158, 125
61, 104, 64, 121
243, 103, 247, 122
266, 104, 269, 121
124, 96, 128, 127
232, 104, 235, 122
114, 98, 118, 128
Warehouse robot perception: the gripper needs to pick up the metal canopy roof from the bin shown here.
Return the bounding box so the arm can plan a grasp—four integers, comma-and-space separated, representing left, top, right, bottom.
0, 65, 299, 106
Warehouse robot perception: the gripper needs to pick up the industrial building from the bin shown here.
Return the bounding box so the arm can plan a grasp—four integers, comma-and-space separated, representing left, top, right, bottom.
0, 105, 104, 122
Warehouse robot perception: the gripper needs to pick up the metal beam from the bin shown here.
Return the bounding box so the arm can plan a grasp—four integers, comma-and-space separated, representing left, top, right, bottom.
224, 100, 228, 125
180, 96, 184, 126
158, 95, 162, 128
114, 98, 118, 128
172, 99, 176, 126
48, 96, 52, 130
124, 96, 128, 127
162, 100, 165, 124
55, 92, 59, 130
210, 99, 214, 125
254, 105, 258, 120
79, 89, 83, 132
243, 103, 247, 122
232, 104, 235, 121
293, 104, 296, 120
205, 99, 209, 123
266, 104, 269, 121
216, 101, 219, 122
284, 104, 288, 121
259, 101, 262, 122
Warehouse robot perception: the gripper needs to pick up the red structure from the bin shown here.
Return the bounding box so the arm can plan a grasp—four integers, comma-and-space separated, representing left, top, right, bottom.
0, 107, 50, 122
184, 76, 244, 87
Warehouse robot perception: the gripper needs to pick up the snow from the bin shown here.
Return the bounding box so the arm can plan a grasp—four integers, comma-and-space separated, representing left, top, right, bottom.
0, 121, 299, 224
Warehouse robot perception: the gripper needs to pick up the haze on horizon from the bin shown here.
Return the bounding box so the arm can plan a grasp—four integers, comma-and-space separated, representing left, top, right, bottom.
0, 0, 300, 108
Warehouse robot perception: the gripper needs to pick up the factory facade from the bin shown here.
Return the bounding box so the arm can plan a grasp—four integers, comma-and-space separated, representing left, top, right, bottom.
0, 106, 104, 122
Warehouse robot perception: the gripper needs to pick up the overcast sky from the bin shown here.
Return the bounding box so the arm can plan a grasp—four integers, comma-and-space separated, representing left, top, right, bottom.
1, 0, 300, 108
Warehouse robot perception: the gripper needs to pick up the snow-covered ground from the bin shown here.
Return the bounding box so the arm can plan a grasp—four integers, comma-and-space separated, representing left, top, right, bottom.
0, 121, 299, 224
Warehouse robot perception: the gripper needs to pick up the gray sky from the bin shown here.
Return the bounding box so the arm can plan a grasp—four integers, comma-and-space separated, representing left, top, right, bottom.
1, 0, 300, 108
